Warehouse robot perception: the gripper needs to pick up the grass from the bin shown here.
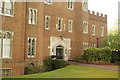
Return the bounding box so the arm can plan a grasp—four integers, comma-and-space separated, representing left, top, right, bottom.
8, 65, 118, 78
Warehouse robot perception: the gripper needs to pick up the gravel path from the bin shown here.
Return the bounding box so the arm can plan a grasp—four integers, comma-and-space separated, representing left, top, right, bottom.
68, 61, 119, 72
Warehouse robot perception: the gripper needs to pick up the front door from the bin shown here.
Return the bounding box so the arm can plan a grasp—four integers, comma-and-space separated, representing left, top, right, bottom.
56, 45, 64, 59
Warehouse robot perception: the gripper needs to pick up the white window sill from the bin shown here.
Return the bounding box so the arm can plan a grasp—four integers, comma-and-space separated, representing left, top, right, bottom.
28, 23, 37, 25
0, 14, 14, 17
83, 31, 88, 34
69, 31, 72, 33
58, 30, 62, 32
67, 8, 74, 10
45, 28, 50, 30
0, 57, 12, 59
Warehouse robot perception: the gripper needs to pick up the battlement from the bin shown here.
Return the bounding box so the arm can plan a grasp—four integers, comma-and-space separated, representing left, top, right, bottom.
88, 10, 107, 22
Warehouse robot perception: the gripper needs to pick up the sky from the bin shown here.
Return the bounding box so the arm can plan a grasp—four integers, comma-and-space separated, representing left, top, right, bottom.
88, 0, 120, 30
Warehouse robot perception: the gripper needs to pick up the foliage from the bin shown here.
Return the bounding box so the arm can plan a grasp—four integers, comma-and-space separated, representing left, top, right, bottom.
43, 56, 67, 71
100, 26, 120, 49
80, 47, 112, 63
24, 66, 41, 74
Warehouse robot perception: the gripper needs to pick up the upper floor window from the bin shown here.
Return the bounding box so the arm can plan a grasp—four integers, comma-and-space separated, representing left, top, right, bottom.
44, 0, 52, 5
0, 0, 14, 16
92, 24, 95, 36
82, 0, 88, 12
28, 37, 36, 58
29, 8, 37, 25
68, 20, 73, 32
0, 31, 13, 59
67, 0, 74, 10
45, 15, 50, 30
83, 43, 89, 49
57, 18, 63, 31
100, 27, 104, 37
83, 21, 88, 34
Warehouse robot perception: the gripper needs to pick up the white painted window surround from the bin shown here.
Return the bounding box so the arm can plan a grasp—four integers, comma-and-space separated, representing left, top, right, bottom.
101, 27, 104, 37
0, 0, 14, 17
57, 18, 63, 31
92, 43, 96, 47
83, 42, 89, 49
92, 24, 95, 36
68, 20, 73, 32
45, 15, 50, 30
67, 0, 74, 10
28, 37, 37, 58
83, 21, 88, 34
82, 0, 88, 12
29, 8, 37, 25
44, 0, 52, 5
0, 31, 13, 59
0, 68, 12, 77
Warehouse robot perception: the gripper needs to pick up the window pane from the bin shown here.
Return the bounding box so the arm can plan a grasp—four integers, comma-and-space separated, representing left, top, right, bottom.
4, 0, 12, 15
3, 39, 10, 58
0, 0, 2, 13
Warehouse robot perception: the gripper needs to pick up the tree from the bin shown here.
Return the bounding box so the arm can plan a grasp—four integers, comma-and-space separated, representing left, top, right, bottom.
100, 21, 120, 49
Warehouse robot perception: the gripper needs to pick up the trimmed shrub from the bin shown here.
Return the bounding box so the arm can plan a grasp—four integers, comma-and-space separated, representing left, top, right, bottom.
43, 56, 67, 71
80, 47, 112, 63
51, 59, 67, 70
24, 66, 40, 74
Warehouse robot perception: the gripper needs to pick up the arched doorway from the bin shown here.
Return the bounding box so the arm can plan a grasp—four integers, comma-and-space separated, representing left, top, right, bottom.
56, 45, 64, 59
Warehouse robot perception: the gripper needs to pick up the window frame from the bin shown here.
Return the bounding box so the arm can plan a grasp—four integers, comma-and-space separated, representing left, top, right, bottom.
83, 21, 88, 34
68, 20, 73, 32
82, 0, 88, 12
67, 0, 74, 10
28, 8, 38, 25
83, 42, 89, 49
0, 68, 12, 77
44, 0, 52, 5
100, 27, 104, 37
0, 30, 13, 59
45, 15, 50, 30
57, 18, 63, 31
27, 37, 37, 58
92, 24, 96, 36
0, 0, 14, 17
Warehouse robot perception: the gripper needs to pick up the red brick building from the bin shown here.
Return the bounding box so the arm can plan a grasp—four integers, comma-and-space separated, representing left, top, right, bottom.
0, 0, 107, 77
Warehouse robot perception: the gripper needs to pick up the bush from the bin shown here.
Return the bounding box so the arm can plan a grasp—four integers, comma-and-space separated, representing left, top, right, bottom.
52, 59, 67, 70
80, 47, 112, 63
43, 56, 67, 71
24, 66, 40, 74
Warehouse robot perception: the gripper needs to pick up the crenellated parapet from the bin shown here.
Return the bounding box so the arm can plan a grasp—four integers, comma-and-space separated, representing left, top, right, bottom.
88, 10, 107, 23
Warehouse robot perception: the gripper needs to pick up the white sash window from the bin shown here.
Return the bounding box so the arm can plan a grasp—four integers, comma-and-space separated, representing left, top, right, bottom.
0, 31, 13, 59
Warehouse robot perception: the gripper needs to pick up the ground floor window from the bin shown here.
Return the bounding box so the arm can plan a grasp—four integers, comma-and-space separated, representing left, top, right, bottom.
0, 31, 13, 59
83, 43, 89, 49
92, 43, 96, 47
0, 68, 12, 77
28, 37, 37, 58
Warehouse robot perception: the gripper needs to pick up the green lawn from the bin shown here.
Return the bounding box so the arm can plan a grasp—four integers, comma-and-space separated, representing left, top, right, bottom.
9, 65, 118, 78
